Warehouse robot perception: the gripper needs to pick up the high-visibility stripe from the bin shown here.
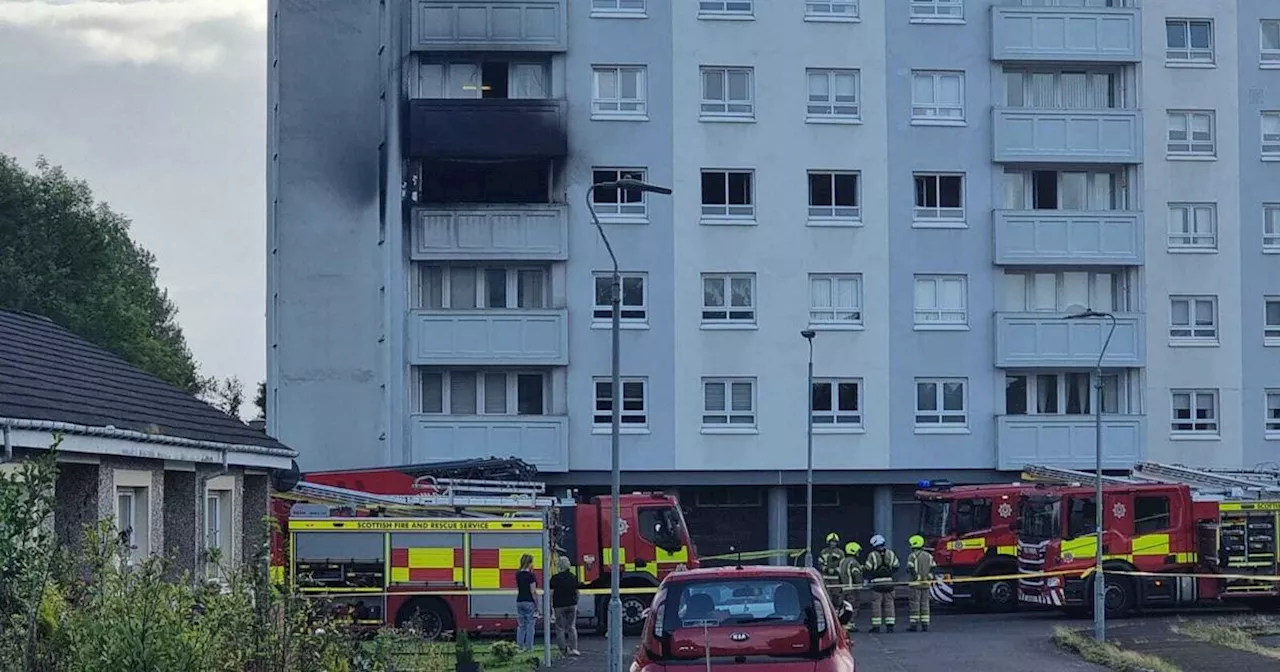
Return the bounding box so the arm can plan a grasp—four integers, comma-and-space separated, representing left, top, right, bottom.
950, 537, 986, 551
392, 567, 410, 583
603, 547, 626, 565
471, 568, 500, 589
408, 548, 456, 569
657, 546, 689, 563
499, 548, 541, 570
996, 545, 1017, 556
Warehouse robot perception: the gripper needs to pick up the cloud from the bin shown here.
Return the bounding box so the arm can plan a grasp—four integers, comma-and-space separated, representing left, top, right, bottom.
0, 0, 264, 71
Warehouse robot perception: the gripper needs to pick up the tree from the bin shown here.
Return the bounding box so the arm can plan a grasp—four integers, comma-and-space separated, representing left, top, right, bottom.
202, 376, 246, 420
253, 381, 267, 421
0, 155, 203, 393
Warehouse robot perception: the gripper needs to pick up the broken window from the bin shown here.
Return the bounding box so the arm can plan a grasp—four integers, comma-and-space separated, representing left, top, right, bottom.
418, 160, 552, 204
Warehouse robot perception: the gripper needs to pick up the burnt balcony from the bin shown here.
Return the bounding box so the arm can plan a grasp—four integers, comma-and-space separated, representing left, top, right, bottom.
411, 0, 566, 52
407, 99, 567, 160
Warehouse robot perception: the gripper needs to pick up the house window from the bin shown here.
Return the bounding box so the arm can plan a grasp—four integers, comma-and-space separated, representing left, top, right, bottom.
1171, 389, 1218, 435
1170, 296, 1218, 343
914, 275, 967, 327
593, 273, 647, 323
1167, 203, 1217, 250
911, 71, 965, 122
702, 274, 756, 324
1266, 205, 1280, 250
417, 58, 549, 99
812, 379, 863, 428
1005, 372, 1126, 416
1003, 68, 1121, 110
115, 486, 150, 562
702, 378, 756, 428
593, 378, 648, 428
1266, 389, 1280, 436
1167, 110, 1216, 157
807, 172, 860, 221
805, 1, 858, 20
699, 0, 753, 16
1263, 112, 1280, 158
1001, 169, 1127, 211
700, 170, 754, 219
806, 69, 860, 120
418, 370, 547, 416
592, 0, 646, 15
205, 489, 233, 578
1165, 19, 1214, 63
591, 168, 649, 219
1264, 20, 1280, 65
910, 0, 963, 20
700, 67, 754, 119
592, 66, 647, 118
809, 274, 863, 326
913, 173, 964, 223
416, 265, 548, 310
915, 379, 967, 428
1265, 297, 1280, 344
1000, 270, 1126, 314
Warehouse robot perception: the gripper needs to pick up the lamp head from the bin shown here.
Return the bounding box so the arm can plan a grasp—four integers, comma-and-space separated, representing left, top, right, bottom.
800, 329, 816, 340
612, 178, 673, 195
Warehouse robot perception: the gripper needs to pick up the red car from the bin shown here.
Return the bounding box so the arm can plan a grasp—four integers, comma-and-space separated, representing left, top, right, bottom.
630, 565, 857, 672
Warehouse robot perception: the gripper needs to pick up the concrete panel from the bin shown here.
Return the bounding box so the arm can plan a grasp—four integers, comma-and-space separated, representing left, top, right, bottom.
163, 470, 198, 577
411, 0, 566, 51
996, 415, 1145, 471
410, 416, 568, 471
995, 312, 1145, 368
994, 210, 1144, 265
408, 309, 568, 365
412, 206, 568, 261
54, 462, 99, 556
993, 108, 1143, 163
992, 6, 1141, 63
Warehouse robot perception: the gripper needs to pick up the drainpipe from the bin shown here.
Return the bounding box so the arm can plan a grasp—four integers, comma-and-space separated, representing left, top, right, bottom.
3, 422, 12, 462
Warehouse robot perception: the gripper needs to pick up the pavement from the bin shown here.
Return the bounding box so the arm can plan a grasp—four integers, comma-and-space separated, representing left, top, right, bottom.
1106, 616, 1280, 672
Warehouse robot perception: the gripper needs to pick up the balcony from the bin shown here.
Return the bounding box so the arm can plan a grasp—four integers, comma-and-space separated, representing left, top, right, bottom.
993, 210, 1143, 266
411, 205, 567, 261
410, 416, 568, 472
407, 99, 567, 160
996, 415, 1145, 471
410, 0, 566, 52
991, 5, 1140, 63
993, 108, 1141, 164
408, 310, 568, 366
995, 312, 1145, 368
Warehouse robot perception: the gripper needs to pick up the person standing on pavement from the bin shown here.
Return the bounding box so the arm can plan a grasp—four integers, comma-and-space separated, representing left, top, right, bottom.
906, 535, 936, 632
818, 532, 845, 603
515, 553, 538, 652
838, 541, 864, 633
863, 534, 899, 633
550, 555, 582, 657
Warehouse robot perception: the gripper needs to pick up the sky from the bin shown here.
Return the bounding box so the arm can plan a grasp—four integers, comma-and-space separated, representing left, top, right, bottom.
0, 0, 267, 413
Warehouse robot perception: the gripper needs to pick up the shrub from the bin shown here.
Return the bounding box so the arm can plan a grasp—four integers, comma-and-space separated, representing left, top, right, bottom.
487, 640, 519, 663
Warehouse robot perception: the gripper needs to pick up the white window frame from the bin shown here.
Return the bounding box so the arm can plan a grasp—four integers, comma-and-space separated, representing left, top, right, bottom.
1167, 203, 1218, 251
807, 171, 861, 223
591, 0, 646, 18
1265, 204, 1280, 251
1004, 371, 1132, 417
805, 1, 859, 22
417, 370, 549, 416
415, 264, 550, 310
701, 378, 757, 430
1001, 270, 1129, 314
811, 379, 864, 430
591, 65, 647, 119
701, 273, 756, 325
911, 71, 965, 123
416, 59, 550, 100
806, 69, 861, 122
1165, 18, 1215, 64
700, 66, 755, 119
1262, 111, 1280, 159
204, 486, 234, 579
1265, 296, 1280, 345
699, 0, 753, 18
591, 167, 650, 220
114, 480, 150, 563
1167, 110, 1216, 158
910, 0, 964, 22
1171, 389, 1219, 436
1263, 20, 1280, 66
808, 274, 863, 328
1169, 295, 1219, 344
912, 172, 965, 225
1001, 168, 1129, 212
915, 378, 968, 430
914, 275, 967, 328
592, 272, 648, 326
1266, 389, 1280, 438
700, 169, 755, 220
592, 377, 648, 431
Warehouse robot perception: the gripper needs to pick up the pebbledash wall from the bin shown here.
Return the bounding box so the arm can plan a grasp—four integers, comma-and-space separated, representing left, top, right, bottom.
268, 1, 1280, 557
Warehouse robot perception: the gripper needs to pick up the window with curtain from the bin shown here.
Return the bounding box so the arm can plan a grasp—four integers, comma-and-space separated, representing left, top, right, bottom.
809, 274, 862, 325
419, 370, 547, 416
914, 275, 967, 325
416, 264, 549, 309
702, 379, 756, 427
509, 63, 549, 99
1001, 169, 1126, 211
1004, 69, 1120, 109
1000, 271, 1123, 313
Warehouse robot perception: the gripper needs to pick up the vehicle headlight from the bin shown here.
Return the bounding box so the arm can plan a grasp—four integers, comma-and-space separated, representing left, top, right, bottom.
1047, 578, 1060, 588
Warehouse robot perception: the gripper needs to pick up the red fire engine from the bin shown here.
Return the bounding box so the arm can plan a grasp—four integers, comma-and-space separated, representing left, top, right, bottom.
269, 459, 700, 638
1016, 462, 1280, 615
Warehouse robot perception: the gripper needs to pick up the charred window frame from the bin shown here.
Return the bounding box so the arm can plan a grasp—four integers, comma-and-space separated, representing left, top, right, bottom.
415, 159, 556, 204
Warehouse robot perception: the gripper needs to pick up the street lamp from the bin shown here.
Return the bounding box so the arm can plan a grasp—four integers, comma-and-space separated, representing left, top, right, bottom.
801, 329, 816, 569
585, 177, 672, 672
1062, 306, 1117, 643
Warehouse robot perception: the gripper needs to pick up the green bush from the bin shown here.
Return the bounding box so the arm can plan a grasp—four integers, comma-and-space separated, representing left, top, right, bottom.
487, 640, 518, 663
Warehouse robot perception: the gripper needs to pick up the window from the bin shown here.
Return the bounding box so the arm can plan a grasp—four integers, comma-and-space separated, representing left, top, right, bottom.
1266, 205, 1280, 250
805, 1, 858, 20
953, 499, 992, 536
592, 0, 645, 15
811, 379, 863, 428
913, 173, 964, 223
1263, 112, 1280, 158
417, 58, 549, 99
808, 274, 863, 326
1167, 203, 1217, 250
593, 378, 648, 428
1001, 169, 1127, 211
593, 273, 647, 323
1003, 68, 1122, 110
205, 488, 233, 578
117, 488, 137, 550
416, 265, 548, 310
1005, 372, 1104, 416
1167, 110, 1216, 157
1264, 20, 1280, 65
1169, 296, 1218, 343
1165, 19, 1214, 63
806, 69, 860, 120
910, 0, 963, 20
115, 485, 150, 562
592, 66, 647, 118
915, 379, 967, 428
592, 168, 649, 219
702, 378, 756, 428
1265, 297, 1280, 344
700, 170, 754, 219
914, 275, 967, 327
1267, 389, 1280, 436
418, 370, 547, 416
1067, 497, 1097, 538
1134, 497, 1172, 535
807, 172, 860, 221
911, 71, 965, 122
702, 274, 755, 324
699, 0, 752, 16
700, 67, 754, 118
1171, 389, 1218, 435
1000, 270, 1127, 314
418, 159, 550, 204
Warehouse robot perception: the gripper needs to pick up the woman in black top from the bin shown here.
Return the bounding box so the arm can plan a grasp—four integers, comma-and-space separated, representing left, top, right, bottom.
549, 555, 582, 656
515, 553, 538, 651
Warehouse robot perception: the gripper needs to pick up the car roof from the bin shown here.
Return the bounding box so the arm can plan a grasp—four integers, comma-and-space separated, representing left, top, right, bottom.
662, 565, 821, 584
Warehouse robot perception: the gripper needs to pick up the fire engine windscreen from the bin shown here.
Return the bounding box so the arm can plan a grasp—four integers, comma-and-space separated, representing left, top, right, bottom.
639, 507, 685, 554
918, 500, 950, 538
1018, 496, 1061, 543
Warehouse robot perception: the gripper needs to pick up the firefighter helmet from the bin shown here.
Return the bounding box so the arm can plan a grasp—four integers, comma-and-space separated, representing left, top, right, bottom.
909, 534, 925, 549
845, 541, 862, 555
825, 532, 840, 544
870, 534, 886, 548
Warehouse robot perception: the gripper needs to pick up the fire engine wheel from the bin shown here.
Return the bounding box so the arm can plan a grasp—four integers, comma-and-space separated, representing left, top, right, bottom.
1091, 575, 1133, 619
619, 593, 651, 636
984, 579, 1018, 612
396, 598, 454, 641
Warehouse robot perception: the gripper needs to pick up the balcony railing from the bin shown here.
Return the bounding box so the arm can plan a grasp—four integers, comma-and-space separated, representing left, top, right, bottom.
995, 312, 1145, 368
996, 414, 1145, 471
411, 205, 568, 261
410, 0, 566, 52
993, 108, 1142, 164
991, 4, 1141, 63
993, 210, 1143, 265
409, 415, 568, 472
408, 309, 568, 366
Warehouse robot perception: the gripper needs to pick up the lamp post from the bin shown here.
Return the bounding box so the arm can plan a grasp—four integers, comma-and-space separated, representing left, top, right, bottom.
801, 329, 816, 568
1062, 306, 1117, 643
586, 177, 672, 672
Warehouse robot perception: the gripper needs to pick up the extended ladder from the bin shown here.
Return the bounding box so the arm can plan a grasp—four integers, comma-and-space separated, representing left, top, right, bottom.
1021, 464, 1138, 486
1131, 462, 1280, 498
286, 478, 568, 518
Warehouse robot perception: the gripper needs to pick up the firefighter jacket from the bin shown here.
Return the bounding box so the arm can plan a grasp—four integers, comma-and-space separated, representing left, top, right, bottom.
838, 555, 863, 591
818, 547, 845, 583
907, 549, 936, 585
863, 549, 900, 593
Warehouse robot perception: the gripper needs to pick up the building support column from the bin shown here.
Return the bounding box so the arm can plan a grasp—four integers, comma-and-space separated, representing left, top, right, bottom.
767, 486, 788, 566
872, 485, 893, 548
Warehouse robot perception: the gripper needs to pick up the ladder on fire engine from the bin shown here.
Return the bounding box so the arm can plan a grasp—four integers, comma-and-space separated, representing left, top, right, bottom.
1021, 464, 1138, 486
288, 477, 567, 518
1130, 462, 1280, 498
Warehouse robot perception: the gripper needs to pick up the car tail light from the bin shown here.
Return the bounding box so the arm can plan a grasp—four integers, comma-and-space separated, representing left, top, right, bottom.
808, 583, 828, 634
651, 592, 667, 638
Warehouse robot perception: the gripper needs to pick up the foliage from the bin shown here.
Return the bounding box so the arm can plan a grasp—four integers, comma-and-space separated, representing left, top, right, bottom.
202, 376, 247, 420
0, 437, 61, 669
1053, 626, 1183, 672
454, 629, 476, 664
486, 641, 517, 663
0, 154, 203, 393
254, 381, 267, 421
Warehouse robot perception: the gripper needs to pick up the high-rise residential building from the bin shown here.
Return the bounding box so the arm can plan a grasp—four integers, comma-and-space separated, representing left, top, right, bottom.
267, 0, 1280, 556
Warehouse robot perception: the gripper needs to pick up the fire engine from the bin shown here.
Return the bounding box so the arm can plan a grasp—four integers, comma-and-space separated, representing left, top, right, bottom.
269, 458, 700, 638
1016, 462, 1280, 616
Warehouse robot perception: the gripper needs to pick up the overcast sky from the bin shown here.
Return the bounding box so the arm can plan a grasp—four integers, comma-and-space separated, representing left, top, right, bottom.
0, 0, 266, 409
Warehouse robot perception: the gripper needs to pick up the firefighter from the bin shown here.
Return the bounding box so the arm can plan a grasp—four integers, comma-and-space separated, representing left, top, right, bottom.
838, 541, 864, 632
818, 532, 845, 600
906, 534, 935, 632
863, 534, 899, 633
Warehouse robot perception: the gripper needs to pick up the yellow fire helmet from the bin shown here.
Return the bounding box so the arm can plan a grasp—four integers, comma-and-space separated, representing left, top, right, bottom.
845, 541, 862, 556
909, 534, 926, 549
825, 532, 840, 544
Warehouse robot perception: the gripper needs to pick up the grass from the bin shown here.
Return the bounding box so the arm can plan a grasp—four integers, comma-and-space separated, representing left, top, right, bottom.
363, 635, 560, 672
1052, 626, 1183, 672
1171, 616, 1280, 661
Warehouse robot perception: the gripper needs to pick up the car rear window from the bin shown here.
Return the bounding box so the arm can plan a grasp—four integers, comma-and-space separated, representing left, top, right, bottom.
661, 577, 816, 630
